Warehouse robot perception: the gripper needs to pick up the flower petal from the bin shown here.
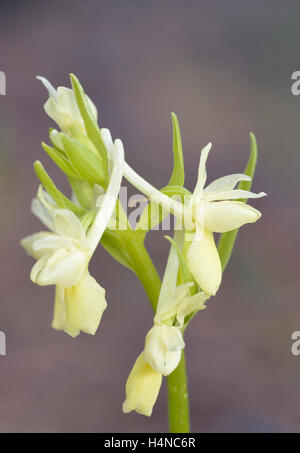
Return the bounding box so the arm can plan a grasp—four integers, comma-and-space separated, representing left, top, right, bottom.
205, 201, 262, 233
100, 128, 114, 159
31, 249, 87, 287
31, 198, 54, 231
33, 234, 74, 252
38, 76, 98, 133
155, 229, 184, 317
56, 87, 84, 125
30, 253, 53, 284
52, 286, 66, 332
193, 143, 212, 197
20, 232, 52, 260
204, 173, 250, 193
43, 87, 82, 133
87, 138, 124, 252
44, 96, 70, 131
186, 229, 222, 296
155, 283, 192, 324
176, 292, 207, 327
36, 76, 57, 100
122, 352, 162, 417
62, 271, 107, 337
39, 74, 99, 130
53, 209, 86, 245
160, 350, 182, 376
144, 325, 184, 376
205, 189, 266, 202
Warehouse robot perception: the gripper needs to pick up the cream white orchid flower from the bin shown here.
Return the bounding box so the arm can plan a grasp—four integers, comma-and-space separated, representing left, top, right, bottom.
123, 143, 266, 296
122, 287, 206, 418
36, 76, 97, 134
144, 283, 206, 376
185, 143, 266, 295
21, 139, 124, 337
22, 194, 106, 337
38, 76, 175, 215
123, 231, 207, 416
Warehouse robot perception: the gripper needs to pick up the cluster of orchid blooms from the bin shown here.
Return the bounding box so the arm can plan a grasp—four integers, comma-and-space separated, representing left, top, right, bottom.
21, 75, 266, 417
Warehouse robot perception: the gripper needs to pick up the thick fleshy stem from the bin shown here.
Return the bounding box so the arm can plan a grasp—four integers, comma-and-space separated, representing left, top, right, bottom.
122, 235, 161, 312
167, 352, 190, 433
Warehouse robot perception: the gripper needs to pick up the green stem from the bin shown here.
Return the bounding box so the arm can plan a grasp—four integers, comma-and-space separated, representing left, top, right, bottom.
123, 235, 190, 433
167, 352, 190, 433
123, 235, 161, 312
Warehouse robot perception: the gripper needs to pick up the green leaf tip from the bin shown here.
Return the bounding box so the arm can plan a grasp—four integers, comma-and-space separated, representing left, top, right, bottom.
70, 73, 109, 188
236, 132, 257, 199
41, 141, 79, 179
60, 133, 106, 186
33, 160, 86, 217
164, 235, 195, 293
101, 230, 135, 273
217, 132, 259, 271
168, 112, 185, 187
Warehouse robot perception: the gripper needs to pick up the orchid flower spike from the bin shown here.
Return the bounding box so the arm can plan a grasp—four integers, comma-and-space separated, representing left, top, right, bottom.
36, 76, 97, 134
21, 139, 124, 337
185, 143, 266, 296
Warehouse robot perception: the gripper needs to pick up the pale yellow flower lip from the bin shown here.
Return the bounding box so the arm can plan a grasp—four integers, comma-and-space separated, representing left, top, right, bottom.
186, 229, 222, 296
122, 352, 162, 417
52, 271, 107, 338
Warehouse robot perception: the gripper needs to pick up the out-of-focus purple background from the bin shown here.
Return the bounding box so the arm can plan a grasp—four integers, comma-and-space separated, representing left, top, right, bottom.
0, 0, 299, 433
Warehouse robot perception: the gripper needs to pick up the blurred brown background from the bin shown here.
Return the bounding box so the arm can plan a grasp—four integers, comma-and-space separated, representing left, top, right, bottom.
0, 0, 299, 433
